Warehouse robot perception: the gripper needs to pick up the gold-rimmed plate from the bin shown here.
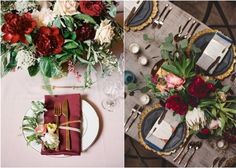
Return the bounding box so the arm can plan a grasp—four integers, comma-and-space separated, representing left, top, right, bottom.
125, 0, 158, 31
138, 103, 189, 155
188, 29, 236, 80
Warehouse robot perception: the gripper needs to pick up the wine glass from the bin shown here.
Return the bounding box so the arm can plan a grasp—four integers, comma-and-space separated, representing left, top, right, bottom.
102, 81, 122, 112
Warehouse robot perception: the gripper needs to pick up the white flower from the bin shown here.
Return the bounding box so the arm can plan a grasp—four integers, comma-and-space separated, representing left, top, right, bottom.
47, 123, 57, 134
208, 119, 221, 130
41, 133, 59, 149
15, 0, 37, 13
16, 50, 36, 69
32, 8, 55, 27
95, 19, 115, 45
185, 107, 206, 131
53, 0, 79, 16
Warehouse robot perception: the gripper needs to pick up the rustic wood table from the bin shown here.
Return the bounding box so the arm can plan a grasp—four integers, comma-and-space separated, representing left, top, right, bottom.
124, 1, 236, 167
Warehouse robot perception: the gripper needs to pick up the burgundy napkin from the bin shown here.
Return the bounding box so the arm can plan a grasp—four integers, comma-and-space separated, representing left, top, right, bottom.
41, 94, 81, 155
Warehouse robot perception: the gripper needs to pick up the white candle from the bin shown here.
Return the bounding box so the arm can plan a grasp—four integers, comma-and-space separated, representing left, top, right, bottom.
129, 43, 140, 54
138, 56, 148, 65
140, 94, 150, 105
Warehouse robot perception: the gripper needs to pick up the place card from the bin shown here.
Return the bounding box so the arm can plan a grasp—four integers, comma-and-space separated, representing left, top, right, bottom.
196, 32, 232, 74
145, 109, 180, 150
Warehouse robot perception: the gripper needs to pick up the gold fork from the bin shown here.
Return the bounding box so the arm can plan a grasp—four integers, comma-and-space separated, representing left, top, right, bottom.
54, 103, 62, 151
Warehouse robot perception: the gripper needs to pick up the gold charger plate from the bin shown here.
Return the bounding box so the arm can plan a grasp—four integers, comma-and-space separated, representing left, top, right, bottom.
138, 103, 189, 156
125, 0, 158, 31
187, 29, 236, 80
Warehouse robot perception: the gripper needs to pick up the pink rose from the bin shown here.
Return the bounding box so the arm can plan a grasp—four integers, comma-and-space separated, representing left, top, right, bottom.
208, 119, 221, 130
34, 124, 47, 135
165, 73, 185, 89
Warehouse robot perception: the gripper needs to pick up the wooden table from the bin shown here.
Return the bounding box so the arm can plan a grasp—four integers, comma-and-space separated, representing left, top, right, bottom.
124, 1, 236, 167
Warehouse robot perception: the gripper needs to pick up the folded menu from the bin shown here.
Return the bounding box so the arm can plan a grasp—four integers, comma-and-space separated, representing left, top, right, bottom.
196, 32, 232, 74
41, 94, 82, 155
145, 109, 180, 150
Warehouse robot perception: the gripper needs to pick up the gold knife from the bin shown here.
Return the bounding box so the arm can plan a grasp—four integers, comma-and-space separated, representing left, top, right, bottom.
62, 99, 71, 151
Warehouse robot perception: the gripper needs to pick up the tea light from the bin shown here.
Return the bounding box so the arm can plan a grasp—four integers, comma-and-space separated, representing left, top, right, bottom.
140, 94, 150, 105
129, 43, 140, 54
138, 56, 148, 65
216, 139, 228, 150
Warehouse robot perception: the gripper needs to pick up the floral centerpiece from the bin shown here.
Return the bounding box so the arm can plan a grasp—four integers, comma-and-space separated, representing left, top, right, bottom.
145, 34, 236, 140
1, 0, 122, 87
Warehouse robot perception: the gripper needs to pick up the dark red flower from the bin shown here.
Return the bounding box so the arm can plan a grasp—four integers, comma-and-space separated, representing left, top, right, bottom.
1, 12, 36, 43
151, 75, 158, 85
76, 23, 95, 41
200, 128, 210, 135
187, 96, 199, 107
79, 1, 104, 16
35, 27, 64, 56
188, 76, 216, 98
165, 95, 188, 115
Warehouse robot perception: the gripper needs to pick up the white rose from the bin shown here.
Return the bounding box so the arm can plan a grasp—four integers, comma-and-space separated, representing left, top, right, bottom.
185, 107, 206, 131
32, 8, 55, 27
95, 19, 115, 45
41, 133, 60, 149
53, 0, 79, 16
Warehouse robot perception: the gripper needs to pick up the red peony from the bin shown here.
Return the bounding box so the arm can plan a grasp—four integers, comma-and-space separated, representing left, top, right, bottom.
151, 75, 158, 84
35, 27, 64, 56
188, 76, 216, 98
79, 1, 104, 16
165, 95, 188, 115
76, 23, 95, 41
1, 12, 36, 43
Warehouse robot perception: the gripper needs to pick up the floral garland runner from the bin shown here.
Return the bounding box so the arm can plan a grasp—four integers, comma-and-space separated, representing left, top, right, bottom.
145, 33, 236, 139
1, 0, 123, 88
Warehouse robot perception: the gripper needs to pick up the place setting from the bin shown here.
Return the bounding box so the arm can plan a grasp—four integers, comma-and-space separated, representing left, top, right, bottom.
22, 94, 99, 156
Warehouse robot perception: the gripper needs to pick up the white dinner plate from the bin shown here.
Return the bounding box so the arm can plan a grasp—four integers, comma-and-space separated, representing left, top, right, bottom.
22, 99, 99, 155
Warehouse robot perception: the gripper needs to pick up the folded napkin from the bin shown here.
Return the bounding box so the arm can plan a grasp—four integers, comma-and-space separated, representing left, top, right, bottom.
196, 32, 232, 74
41, 94, 82, 155
145, 109, 180, 150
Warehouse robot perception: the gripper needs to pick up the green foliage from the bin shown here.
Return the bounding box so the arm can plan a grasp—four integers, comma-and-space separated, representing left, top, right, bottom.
39, 57, 62, 78
28, 62, 39, 76
73, 14, 97, 24
143, 34, 154, 42
22, 101, 46, 144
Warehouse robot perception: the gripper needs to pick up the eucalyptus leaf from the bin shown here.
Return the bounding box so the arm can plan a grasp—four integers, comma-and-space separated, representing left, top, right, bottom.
108, 4, 117, 17
73, 14, 96, 24
127, 82, 138, 91
179, 39, 188, 49
28, 62, 39, 76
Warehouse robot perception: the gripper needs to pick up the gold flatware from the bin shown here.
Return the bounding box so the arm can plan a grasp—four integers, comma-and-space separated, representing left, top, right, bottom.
218, 157, 227, 167
178, 141, 195, 164
211, 157, 220, 168
189, 22, 200, 38
174, 17, 192, 42
62, 99, 71, 151
124, 104, 139, 127
183, 20, 196, 39
152, 4, 169, 28
173, 134, 192, 162
125, 105, 144, 132
54, 103, 62, 151
184, 141, 202, 167
157, 7, 173, 29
